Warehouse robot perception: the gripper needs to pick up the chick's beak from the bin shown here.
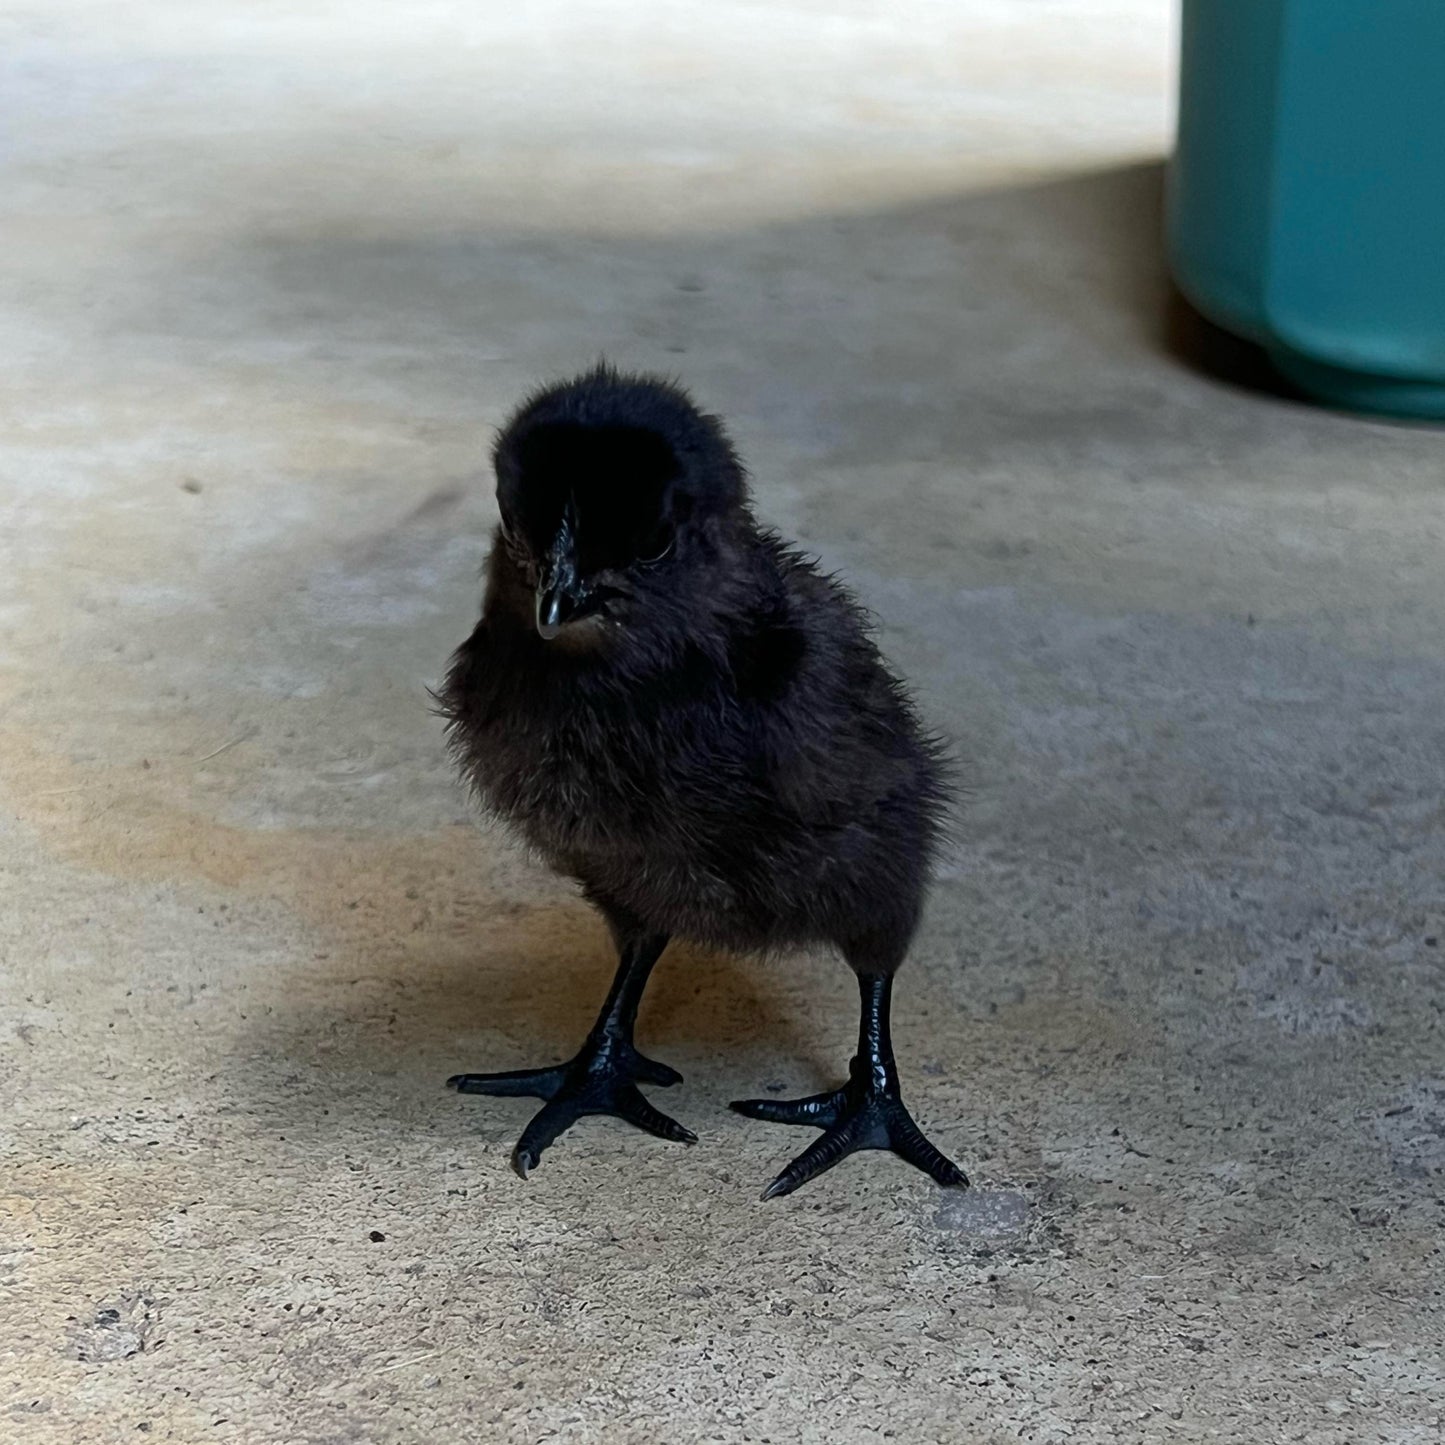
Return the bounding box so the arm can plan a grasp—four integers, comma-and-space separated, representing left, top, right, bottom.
535, 546, 586, 641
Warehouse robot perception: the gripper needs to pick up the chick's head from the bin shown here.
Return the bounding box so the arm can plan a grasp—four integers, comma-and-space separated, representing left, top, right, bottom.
492, 367, 749, 643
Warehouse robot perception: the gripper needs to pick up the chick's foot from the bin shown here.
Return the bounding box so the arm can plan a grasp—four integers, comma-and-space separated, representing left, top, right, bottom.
448, 1040, 694, 1177
733, 1056, 967, 1200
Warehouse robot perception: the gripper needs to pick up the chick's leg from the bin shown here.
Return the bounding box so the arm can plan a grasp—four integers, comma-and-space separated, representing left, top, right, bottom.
733, 972, 967, 1200
448, 926, 694, 1177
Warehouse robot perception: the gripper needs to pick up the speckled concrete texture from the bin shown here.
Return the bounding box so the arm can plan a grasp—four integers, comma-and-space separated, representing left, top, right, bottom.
2, 3, 1442, 1442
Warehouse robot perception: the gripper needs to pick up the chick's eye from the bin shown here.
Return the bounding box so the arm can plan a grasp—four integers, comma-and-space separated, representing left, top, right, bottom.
636, 536, 674, 567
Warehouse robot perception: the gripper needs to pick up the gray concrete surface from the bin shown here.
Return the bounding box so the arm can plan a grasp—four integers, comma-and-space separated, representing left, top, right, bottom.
2, 3, 1442, 1441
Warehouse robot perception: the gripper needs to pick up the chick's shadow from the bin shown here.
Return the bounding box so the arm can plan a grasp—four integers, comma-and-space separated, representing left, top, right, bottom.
240, 874, 850, 1145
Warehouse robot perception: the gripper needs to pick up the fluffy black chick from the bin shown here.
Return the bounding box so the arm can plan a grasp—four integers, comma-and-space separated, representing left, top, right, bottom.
437, 366, 966, 1200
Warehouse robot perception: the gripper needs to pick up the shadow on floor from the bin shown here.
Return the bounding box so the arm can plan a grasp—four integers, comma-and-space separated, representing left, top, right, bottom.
1164, 284, 1309, 404
212, 836, 857, 1147
127, 156, 1313, 1131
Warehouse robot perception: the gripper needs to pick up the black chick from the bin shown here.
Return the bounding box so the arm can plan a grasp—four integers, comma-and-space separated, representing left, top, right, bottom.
436, 365, 967, 1200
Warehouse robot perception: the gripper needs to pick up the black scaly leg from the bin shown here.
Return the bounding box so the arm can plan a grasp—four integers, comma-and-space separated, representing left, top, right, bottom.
732, 973, 967, 1200
449, 926, 694, 1176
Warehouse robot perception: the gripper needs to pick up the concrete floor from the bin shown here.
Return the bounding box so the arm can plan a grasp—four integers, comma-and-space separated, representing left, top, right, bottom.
3, 3, 1442, 1441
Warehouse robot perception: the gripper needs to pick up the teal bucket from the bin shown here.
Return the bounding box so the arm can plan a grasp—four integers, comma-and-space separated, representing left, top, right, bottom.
1168, 1, 1445, 420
